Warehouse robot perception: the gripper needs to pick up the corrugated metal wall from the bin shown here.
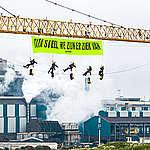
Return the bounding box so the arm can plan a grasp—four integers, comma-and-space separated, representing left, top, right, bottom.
0, 103, 27, 133
0, 118, 4, 133
30, 104, 36, 117
8, 118, 16, 133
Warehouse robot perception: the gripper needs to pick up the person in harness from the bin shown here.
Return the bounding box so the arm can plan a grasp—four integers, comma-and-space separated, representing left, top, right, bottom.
83, 66, 92, 76
48, 62, 58, 78
83, 66, 92, 84
23, 58, 37, 76
63, 62, 76, 80
99, 65, 104, 80
23, 58, 37, 69
63, 62, 76, 72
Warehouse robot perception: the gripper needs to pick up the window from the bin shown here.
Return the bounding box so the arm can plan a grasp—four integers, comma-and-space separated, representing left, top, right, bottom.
121, 107, 126, 111
110, 107, 114, 111
44, 134, 48, 139
38, 134, 43, 139
132, 107, 136, 111
142, 107, 148, 111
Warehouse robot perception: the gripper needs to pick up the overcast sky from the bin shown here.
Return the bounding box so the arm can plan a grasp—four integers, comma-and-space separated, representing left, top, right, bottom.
1, 0, 150, 100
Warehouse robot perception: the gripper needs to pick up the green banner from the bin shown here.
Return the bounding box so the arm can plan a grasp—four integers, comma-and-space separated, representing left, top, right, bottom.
32, 37, 103, 55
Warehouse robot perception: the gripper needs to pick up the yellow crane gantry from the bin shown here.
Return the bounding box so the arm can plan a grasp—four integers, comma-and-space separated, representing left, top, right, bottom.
0, 15, 150, 43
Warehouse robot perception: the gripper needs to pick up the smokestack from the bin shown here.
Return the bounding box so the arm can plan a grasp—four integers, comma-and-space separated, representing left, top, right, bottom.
27, 103, 30, 123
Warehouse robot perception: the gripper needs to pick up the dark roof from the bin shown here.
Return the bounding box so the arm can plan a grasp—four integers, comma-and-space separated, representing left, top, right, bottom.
115, 98, 140, 101
101, 116, 150, 124
27, 119, 62, 133
0, 96, 26, 104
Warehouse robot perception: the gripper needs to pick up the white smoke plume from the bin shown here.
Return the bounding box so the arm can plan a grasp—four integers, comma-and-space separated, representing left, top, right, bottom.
22, 69, 103, 122
48, 81, 102, 123
21, 54, 110, 123
0, 68, 16, 94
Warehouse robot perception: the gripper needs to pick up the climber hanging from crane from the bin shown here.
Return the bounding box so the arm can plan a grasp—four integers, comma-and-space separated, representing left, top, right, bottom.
83, 66, 92, 76
63, 62, 76, 72
23, 58, 37, 68
48, 61, 58, 78
83, 66, 92, 84
63, 62, 76, 80
23, 58, 37, 76
99, 65, 104, 80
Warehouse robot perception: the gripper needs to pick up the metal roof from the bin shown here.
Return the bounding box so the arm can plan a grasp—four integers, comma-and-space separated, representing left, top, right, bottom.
27, 119, 62, 133
0, 96, 26, 104
101, 116, 150, 124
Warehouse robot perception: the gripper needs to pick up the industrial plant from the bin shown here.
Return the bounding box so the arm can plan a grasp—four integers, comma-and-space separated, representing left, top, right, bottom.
1, 57, 150, 149
83, 97, 150, 144
0, 58, 81, 149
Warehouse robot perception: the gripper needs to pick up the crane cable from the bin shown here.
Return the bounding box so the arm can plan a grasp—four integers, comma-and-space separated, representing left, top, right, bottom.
45, 0, 124, 27
0, 5, 16, 17
105, 62, 150, 75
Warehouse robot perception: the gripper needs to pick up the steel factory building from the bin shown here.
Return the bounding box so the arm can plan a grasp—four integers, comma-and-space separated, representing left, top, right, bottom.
0, 96, 50, 141
0, 58, 62, 144
83, 97, 150, 143
0, 58, 81, 148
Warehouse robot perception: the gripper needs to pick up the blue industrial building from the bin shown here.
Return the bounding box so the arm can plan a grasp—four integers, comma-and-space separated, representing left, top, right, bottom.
0, 96, 48, 141
0, 58, 48, 141
83, 98, 150, 143
83, 116, 99, 142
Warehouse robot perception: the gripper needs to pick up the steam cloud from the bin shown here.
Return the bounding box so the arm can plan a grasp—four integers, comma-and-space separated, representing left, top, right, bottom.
0, 68, 16, 94
22, 70, 103, 123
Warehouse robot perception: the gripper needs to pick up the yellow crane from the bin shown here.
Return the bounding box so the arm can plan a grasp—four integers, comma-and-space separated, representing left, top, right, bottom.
0, 15, 150, 43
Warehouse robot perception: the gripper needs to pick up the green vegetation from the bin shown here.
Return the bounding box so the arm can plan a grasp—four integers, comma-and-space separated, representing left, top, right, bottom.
2, 142, 150, 150
73, 142, 150, 150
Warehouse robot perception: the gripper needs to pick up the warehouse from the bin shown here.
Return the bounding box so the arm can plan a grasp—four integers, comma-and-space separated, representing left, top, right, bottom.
0, 96, 26, 141
83, 97, 150, 143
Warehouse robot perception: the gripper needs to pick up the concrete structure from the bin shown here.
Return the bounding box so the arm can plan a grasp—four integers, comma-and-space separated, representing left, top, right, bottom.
62, 123, 81, 145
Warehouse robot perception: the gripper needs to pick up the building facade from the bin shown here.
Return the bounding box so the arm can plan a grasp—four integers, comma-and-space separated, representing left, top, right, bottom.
83, 97, 150, 143
62, 123, 81, 145
0, 96, 26, 141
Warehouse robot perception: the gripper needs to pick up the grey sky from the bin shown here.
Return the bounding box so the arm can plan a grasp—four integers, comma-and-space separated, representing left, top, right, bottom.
1, 0, 150, 100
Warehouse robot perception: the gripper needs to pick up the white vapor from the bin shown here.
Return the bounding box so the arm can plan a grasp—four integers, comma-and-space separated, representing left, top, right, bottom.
22, 67, 103, 122
0, 68, 16, 94
48, 81, 102, 123
21, 53, 112, 123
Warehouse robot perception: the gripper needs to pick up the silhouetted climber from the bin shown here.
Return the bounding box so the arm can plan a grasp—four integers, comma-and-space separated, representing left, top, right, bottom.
23, 58, 37, 76
29, 68, 34, 76
50, 70, 54, 78
87, 77, 91, 84
99, 65, 104, 80
48, 62, 58, 74
70, 73, 74, 80
63, 62, 76, 72
23, 58, 37, 69
48, 62, 58, 78
83, 66, 92, 76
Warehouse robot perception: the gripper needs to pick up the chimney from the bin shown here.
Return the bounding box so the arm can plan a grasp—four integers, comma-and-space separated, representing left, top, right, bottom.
27, 103, 30, 123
